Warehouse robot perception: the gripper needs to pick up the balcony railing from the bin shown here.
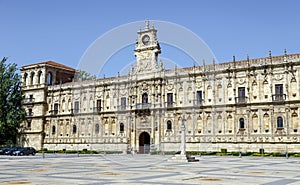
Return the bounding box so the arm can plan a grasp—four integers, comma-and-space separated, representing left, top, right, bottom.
164, 101, 175, 108
72, 108, 79, 114
26, 112, 34, 117
235, 96, 248, 104
136, 103, 150, 110
23, 98, 35, 105
117, 105, 127, 111
49, 110, 58, 115
193, 99, 204, 106
93, 107, 102, 113
272, 94, 286, 102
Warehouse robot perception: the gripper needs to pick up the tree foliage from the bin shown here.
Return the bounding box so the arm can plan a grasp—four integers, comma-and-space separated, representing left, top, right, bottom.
75, 70, 96, 81
0, 57, 25, 145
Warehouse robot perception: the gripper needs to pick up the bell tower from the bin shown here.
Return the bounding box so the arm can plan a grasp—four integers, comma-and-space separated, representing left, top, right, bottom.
134, 20, 161, 73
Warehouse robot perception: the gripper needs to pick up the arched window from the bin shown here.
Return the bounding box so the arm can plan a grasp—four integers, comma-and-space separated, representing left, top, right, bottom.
30, 72, 35, 85
47, 72, 52, 85
38, 71, 42, 84
167, 120, 172, 130
120, 123, 124, 133
52, 125, 56, 135
95, 124, 100, 134
24, 73, 28, 86
239, 118, 245, 129
142, 93, 148, 104
72, 125, 77, 134
277, 117, 283, 128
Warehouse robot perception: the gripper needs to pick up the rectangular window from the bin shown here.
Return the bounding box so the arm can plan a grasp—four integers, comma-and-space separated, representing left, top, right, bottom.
237, 87, 246, 103
238, 87, 245, 97
274, 84, 284, 101
96, 99, 101, 112
196, 91, 203, 104
54, 103, 59, 115
28, 108, 33, 116
74, 101, 79, 113
275, 84, 283, 95
121, 97, 126, 110
167, 93, 173, 107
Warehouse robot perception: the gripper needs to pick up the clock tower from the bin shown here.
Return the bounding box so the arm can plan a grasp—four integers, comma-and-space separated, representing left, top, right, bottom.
134, 20, 161, 73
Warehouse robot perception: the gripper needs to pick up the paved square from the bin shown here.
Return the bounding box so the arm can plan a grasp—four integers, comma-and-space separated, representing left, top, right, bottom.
1, 154, 300, 184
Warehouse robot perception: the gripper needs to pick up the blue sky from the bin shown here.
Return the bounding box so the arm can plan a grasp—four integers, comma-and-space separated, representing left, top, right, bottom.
1, 0, 299, 77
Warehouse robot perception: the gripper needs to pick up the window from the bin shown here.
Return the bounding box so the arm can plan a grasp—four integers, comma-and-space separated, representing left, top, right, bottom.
74, 101, 79, 113
167, 120, 172, 130
142, 93, 148, 104
277, 117, 283, 128
54, 103, 59, 115
120, 123, 124, 133
96, 99, 101, 112
238, 87, 245, 97
275, 84, 283, 95
274, 84, 285, 101
52, 125, 56, 135
30, 72, 35, 85
47, 72, 52, 85
26, 119, 31, 128
28, 108, 33, 116
72, 125, 77, 134
24, 73, 28, 86
196, 91, 203, 104
38, 71, 42, 84
237, 87, 246, 103
95, 124, 100, 134
121, 97, 126, 110
239, 118, 245, 129
167, 93, 173, 107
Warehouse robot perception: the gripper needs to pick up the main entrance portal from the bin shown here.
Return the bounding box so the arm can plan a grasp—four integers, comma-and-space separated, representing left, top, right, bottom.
139, 132, 150, 154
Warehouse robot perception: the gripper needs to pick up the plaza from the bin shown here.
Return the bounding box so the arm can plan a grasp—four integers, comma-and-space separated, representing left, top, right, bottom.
1, 154, 300, 184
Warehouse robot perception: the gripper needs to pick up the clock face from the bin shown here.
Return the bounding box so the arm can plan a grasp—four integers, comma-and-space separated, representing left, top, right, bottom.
142, 35, 150, 45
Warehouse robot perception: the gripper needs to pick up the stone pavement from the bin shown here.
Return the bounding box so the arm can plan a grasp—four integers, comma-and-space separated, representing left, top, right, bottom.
1, 154, 300, 185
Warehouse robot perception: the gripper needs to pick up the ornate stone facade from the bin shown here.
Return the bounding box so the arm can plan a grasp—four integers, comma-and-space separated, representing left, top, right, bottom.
19, 22, 300, 154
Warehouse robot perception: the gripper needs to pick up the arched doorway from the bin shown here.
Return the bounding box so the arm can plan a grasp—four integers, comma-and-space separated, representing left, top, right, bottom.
139, 132, 150, 154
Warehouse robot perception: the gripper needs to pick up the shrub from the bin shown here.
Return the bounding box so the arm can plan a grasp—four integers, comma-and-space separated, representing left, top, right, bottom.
221, 148, 227, 153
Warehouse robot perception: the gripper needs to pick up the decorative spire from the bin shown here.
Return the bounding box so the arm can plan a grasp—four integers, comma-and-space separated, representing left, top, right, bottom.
233, 56, 236, 68
284, 48, 287, 56
247, 54, 250, 67
269, 50, 272, 65
145, 19, 150, 30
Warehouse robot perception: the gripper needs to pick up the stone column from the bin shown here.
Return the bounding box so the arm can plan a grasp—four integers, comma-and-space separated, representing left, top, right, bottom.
180, 117, 186, 156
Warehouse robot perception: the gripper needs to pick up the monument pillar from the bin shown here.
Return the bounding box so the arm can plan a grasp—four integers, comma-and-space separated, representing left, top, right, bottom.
180, 117, 186, 156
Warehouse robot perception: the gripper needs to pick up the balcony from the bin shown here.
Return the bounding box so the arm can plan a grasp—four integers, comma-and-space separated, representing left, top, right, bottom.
235, 96, 248, 104
117, 105, 127, 111
193, 99, 204, 106
93, 107, 102, 113
272, 94, 286, 102
136, 103, 150, 110
135, 103, 150, 116
49, 110, 58, 116
23, 98, 35, 105
25, 112, 34, 117
72, 108, 80, 114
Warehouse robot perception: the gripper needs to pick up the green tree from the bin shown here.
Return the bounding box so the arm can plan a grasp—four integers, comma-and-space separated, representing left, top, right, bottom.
75, 70, 96, 81
0, 57, 25, 145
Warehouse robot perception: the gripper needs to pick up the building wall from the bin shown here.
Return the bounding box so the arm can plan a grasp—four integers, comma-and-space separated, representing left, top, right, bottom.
19, 54, 300, 153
